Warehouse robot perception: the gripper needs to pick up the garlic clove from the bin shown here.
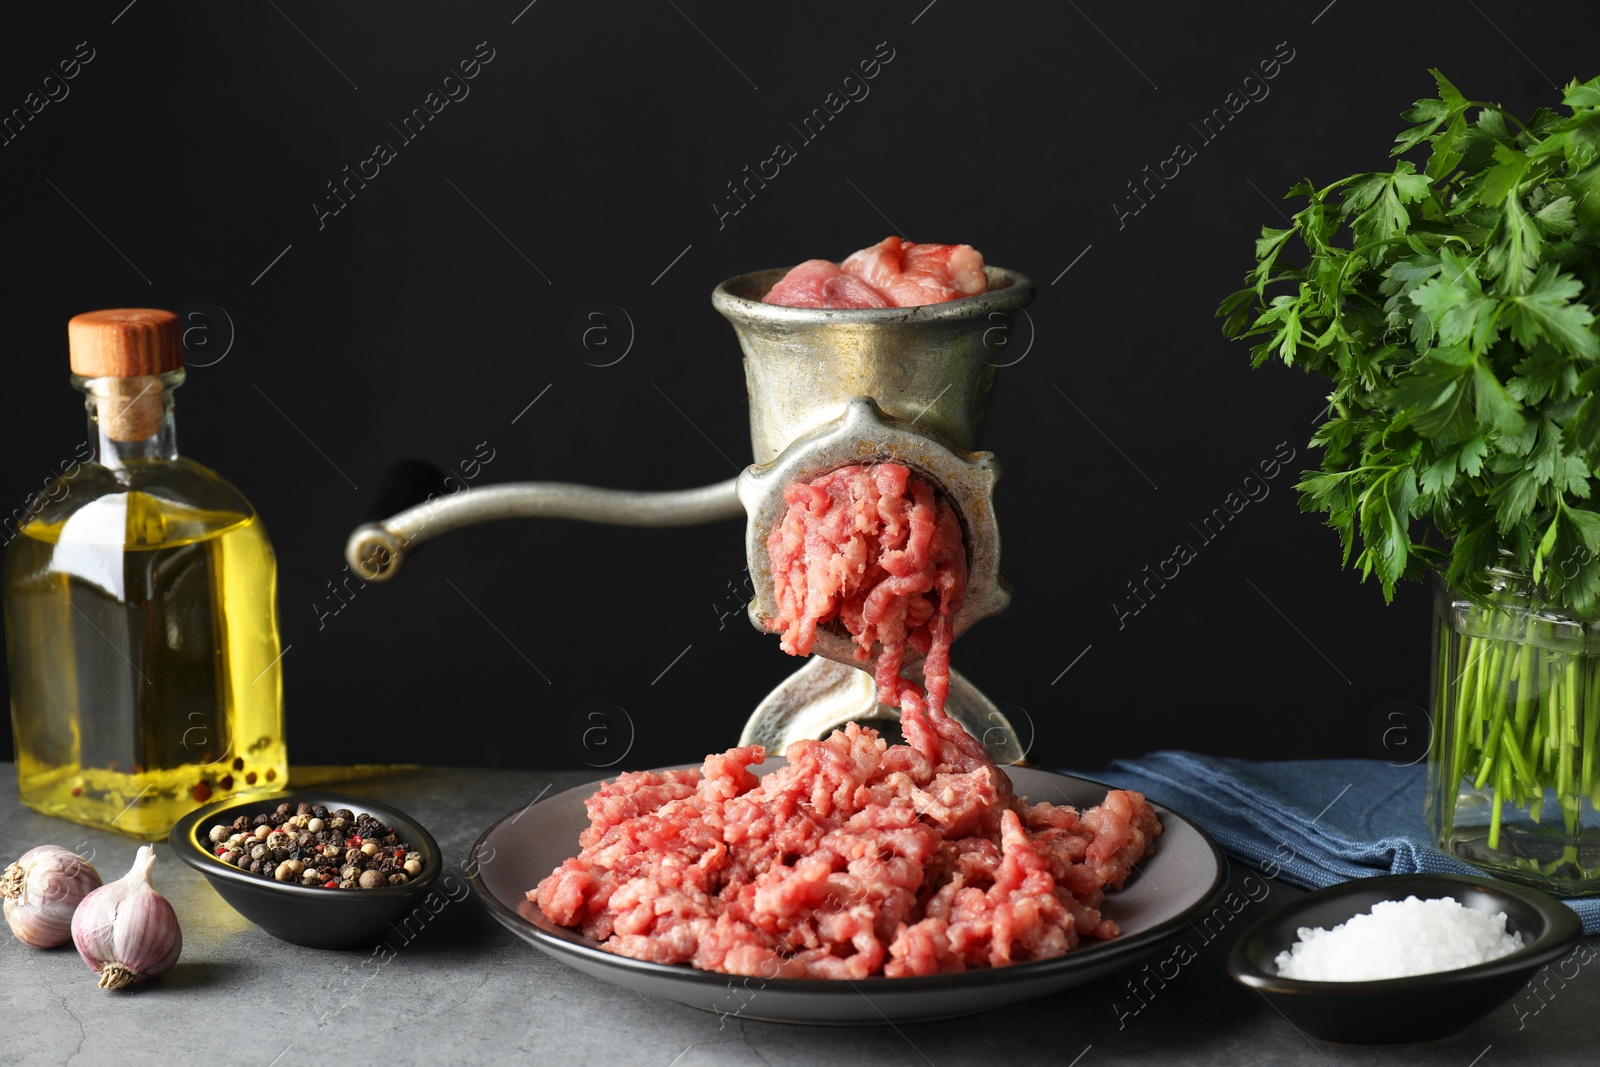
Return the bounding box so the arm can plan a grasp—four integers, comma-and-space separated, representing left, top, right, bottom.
70, 845, 182, 989
2, 845, 102, 949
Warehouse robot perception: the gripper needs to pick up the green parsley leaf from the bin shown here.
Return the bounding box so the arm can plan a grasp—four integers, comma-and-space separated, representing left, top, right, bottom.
1534, 195, 1577, 235
1410, 251, 1501, 351
1502, 263, 1599, 359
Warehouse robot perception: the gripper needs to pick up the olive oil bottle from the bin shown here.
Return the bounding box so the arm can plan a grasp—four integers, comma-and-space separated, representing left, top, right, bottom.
4, 309, 286, 838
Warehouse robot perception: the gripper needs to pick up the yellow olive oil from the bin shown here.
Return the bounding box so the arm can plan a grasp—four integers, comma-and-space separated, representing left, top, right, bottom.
5, 487, 287, 840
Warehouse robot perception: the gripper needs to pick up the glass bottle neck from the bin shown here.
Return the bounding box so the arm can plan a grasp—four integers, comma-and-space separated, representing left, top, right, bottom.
75, 370, 184, 469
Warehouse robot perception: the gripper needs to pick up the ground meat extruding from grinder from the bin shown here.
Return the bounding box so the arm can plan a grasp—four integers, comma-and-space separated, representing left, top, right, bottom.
528, 324, 1162, 979
762, 236, 987, 309
765, 462, 965, 720
532, 716, 1161, 978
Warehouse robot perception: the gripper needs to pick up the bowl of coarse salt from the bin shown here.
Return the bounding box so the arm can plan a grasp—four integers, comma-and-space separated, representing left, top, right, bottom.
1227, 873, 1583, 1045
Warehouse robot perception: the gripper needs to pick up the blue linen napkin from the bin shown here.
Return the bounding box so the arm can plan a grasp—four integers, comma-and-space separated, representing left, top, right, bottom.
1079, 752, 1599, 935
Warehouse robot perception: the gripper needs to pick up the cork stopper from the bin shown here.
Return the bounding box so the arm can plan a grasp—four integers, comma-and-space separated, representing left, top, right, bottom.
69, 309, 183, 443
68, 308, 183, 377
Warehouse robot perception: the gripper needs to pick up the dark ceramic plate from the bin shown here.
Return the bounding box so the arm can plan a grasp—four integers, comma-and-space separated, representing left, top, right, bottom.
467, 763, 1228, 1024
1228, 872, 1585, 1045
170, 790, 442, 949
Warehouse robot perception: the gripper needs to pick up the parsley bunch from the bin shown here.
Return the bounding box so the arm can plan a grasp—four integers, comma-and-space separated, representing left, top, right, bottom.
1220, 71, 1600, 613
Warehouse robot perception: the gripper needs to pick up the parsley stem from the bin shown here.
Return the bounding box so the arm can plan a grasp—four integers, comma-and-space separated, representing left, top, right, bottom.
1473, 640, 1509, 789
1584, 669, 1599, 799
1489, 778, 1504, 850
1513, 642, 1535, 732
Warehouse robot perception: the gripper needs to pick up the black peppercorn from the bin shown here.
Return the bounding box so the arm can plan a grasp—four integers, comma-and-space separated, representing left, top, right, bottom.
207, 805, 422, 890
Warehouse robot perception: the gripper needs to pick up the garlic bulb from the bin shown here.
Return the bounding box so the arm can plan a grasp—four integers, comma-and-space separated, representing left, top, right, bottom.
71, 846, 182, 990
2, 845, 102, 948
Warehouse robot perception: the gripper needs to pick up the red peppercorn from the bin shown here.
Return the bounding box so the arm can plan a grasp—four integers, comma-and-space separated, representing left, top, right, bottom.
192, 781, 213, 803
324, 880, 338, 888
71, 786, 82, 796
215, 846, 228, 856
219, 774, 234, 791
394, 849, 405, 859
245, 771, 258, 785
348, 835, 363, 847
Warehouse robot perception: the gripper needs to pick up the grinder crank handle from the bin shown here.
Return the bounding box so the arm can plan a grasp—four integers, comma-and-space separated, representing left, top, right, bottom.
345, 476, 744, 582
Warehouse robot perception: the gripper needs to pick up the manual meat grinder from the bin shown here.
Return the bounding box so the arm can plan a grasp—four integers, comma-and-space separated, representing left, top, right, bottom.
345, 265, 1035, 761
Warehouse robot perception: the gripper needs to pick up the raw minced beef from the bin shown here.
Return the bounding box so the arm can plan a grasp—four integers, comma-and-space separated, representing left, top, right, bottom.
765, 462, 964, 721
531, 705, 1161, 978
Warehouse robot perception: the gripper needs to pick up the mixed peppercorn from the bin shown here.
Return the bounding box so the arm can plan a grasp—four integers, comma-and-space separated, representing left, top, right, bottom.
206, 802, 423, 889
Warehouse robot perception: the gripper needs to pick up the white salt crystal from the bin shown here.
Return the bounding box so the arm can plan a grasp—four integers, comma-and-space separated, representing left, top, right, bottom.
1274, 895, 1524, 981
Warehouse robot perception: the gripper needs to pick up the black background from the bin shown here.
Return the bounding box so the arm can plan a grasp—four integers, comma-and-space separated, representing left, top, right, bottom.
0, 1, 1589, 773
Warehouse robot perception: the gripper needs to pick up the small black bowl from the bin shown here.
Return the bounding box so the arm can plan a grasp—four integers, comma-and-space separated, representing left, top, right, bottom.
170, 790, 442, 949
1227, 873, 1584, 1045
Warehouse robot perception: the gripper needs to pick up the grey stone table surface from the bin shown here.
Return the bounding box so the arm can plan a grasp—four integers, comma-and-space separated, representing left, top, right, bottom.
2, 764, 1595, 1067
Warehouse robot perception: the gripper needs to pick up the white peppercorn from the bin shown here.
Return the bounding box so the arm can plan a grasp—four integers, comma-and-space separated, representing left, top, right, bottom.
208, 825, 228, 844
403, 859, 422, 877
306, 818, 325, 833
253, 824, 271, 841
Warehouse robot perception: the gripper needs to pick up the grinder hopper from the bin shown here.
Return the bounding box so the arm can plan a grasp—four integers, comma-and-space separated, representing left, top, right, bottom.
347, 264, 1035, 761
